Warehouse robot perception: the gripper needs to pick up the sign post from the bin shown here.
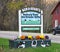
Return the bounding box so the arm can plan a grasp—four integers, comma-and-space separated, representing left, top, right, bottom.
18, 10, 21, 37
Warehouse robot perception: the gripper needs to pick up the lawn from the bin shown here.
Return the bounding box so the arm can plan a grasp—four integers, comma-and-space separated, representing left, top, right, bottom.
0, 38, 60, 52
0, 38, 9, 48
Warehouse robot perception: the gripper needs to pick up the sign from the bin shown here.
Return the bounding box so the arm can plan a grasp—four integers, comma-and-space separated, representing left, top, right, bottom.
18, 7, 43, 37
21, 11, 41, 25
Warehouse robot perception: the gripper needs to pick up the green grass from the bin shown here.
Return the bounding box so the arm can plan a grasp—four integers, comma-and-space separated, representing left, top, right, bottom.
0, 38, 60, 52
0, 38, 9, 45
0, 38, 9, 48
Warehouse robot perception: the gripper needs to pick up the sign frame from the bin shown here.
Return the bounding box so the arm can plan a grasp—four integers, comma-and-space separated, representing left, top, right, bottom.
18, 7, 43, 37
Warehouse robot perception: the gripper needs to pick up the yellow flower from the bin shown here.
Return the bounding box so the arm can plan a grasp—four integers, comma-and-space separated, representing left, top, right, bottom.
28, 35, 32, 40
40, 34, 45, 39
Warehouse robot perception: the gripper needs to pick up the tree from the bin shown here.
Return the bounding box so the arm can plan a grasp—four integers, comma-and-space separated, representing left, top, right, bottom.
3, 1, 24, 31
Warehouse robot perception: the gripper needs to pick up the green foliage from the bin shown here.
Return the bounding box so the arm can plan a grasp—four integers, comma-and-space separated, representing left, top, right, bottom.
1, 1, 24, 31
6, 1, 24, 10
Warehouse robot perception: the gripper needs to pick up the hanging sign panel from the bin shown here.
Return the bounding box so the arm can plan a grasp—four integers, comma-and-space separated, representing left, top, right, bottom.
21, 27, 41, 33
21, 11, 41, 25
